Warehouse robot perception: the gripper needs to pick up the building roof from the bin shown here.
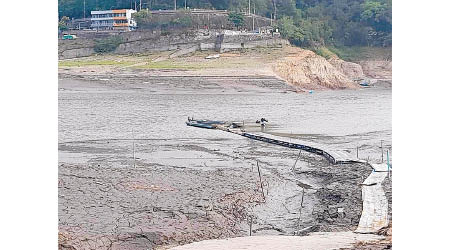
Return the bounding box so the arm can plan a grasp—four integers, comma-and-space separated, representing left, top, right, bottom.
91, 9, 136, 14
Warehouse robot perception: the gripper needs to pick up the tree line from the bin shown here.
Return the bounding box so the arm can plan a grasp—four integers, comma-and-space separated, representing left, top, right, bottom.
59, 0, 391, 47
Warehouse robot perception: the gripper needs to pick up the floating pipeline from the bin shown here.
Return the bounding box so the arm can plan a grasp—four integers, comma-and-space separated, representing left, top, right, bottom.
240, 133, 361, 165
186, 120, 363, 165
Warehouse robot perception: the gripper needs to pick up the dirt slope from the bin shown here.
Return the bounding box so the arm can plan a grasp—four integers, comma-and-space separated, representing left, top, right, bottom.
272, 48, 360, 90
328, 56, 365, 80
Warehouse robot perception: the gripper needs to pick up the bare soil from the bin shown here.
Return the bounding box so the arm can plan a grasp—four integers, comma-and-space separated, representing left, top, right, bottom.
58, 46, 391, 91
58, 135, 374, 249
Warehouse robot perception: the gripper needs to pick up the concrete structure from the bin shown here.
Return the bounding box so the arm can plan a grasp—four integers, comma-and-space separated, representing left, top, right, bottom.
68, 18, 91, 30
356, 163, 390, 233
91, 9, 137, 31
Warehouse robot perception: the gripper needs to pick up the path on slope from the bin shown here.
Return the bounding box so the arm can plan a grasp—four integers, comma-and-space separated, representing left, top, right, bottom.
356, 163, 390, 233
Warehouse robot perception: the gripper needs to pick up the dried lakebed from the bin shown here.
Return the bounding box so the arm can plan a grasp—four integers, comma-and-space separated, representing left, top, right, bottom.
58, 76, 391, 249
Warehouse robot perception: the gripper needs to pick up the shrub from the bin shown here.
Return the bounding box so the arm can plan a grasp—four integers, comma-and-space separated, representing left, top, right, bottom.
58, 16, 70, 31
170, 14, 193, 28
228, 12, 244, 28
313, 47, 336, 59
94, 36, 123, 53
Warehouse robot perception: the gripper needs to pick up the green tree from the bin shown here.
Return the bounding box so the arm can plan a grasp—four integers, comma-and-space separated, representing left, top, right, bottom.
58, 16, 70, 31
133, 9, 152, 27
228, 12, 244, 28
57, 0, 391, 47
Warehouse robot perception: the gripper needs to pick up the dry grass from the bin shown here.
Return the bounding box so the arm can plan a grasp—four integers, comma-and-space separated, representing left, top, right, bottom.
58, 47, 288, 70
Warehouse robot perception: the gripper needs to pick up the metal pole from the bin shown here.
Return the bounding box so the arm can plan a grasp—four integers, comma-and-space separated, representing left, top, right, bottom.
185, 0, 187, 9
381, 140, 383, 162
83, 0, 86, 19
273, 0, 277, 20
174, 0, 177, 11
252, 13, 255, 31
253, 2, 255, 30
248, 0, 251, 15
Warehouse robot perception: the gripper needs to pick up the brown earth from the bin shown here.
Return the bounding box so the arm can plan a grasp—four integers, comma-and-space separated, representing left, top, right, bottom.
328, 56, 365, 80
272, 47, 361, 90
358, 61, 392, 79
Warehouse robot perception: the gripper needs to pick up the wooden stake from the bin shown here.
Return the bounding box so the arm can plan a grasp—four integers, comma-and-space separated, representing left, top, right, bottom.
387, 150, 391, 179
132, 128, 136, 168
257, 161, 265, 200
297, 188, 305, 228
249, 216, 253, 236
292, 150, 301, 171
300, 188, 305, 207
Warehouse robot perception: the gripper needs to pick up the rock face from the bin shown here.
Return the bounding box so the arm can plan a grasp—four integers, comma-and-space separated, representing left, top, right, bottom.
328, 56, 365, 80
272, 48, 360, 90
358, 60, 392, 79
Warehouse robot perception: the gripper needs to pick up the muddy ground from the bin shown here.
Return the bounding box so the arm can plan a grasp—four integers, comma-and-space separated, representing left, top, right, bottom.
59, 138, 372, 250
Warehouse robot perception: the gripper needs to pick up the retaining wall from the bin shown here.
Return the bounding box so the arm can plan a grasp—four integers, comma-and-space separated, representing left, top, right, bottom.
58, 30, 287, 59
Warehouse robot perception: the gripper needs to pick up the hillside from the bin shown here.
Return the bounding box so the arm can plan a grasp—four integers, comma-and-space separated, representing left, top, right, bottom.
59, 0, 391, 48
59, 44, 391, 91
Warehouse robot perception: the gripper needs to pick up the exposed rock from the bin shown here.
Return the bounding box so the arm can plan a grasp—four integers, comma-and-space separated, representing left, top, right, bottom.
272, 48, 360, 90
358, 60, 392, 79
328, 56, 365, 80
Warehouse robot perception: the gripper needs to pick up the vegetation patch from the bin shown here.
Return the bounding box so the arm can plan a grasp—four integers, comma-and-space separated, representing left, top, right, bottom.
94, 36, 123, 54
312, 47, 337, 60
59, 59, 134, 67
327, 46, 392, 62
228, 12, 244, 28
136, 60, 205, 70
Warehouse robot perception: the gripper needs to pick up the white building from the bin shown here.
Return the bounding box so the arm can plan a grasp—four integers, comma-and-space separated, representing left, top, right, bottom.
91, 9, 137, 31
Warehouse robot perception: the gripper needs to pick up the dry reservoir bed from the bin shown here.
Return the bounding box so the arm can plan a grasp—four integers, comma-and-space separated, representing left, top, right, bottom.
58, 76, 391, 249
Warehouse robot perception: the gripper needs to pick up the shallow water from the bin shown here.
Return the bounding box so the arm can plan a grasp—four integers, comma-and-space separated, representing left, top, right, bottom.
59, 78, 391, 164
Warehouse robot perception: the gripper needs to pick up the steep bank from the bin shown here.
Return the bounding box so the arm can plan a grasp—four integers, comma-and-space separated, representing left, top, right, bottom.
327, 56, 365, 80
272, 47, 360, 90
327, 46, 392, 87
359, 61, 392, 79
